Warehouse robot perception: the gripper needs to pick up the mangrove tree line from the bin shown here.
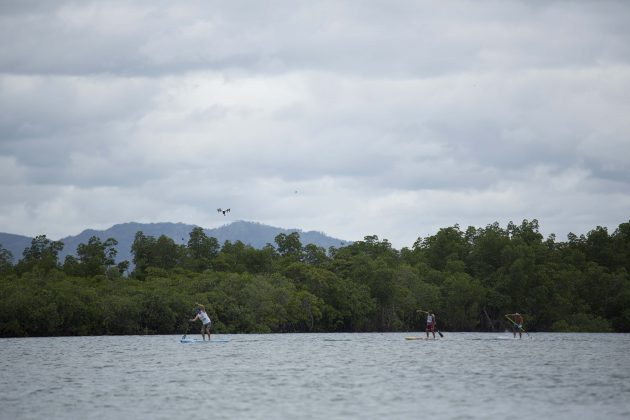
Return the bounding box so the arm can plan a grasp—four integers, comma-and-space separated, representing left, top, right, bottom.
1, 219, 629, 337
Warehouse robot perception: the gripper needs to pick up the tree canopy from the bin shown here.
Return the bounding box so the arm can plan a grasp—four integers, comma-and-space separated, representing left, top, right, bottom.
1, 219, 629, 337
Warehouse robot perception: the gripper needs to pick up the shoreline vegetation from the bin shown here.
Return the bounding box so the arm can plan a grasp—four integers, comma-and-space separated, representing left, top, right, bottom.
1, 219, 629, 337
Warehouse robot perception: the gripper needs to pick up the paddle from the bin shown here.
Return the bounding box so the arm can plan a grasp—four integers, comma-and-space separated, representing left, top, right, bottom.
505, 314, 530, 338
180, 317, 191, 340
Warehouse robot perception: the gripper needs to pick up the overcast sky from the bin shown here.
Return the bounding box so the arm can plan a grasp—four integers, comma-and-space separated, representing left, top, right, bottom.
1, 0, 629, 249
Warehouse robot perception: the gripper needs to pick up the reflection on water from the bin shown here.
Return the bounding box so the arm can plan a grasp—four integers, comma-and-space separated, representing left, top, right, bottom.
1, 333, 629, 419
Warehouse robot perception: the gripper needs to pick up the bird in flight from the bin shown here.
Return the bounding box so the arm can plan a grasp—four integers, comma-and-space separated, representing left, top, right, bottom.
217, 208, 231, 216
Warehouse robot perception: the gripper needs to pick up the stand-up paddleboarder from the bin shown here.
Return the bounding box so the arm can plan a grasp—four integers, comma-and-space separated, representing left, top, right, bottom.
190, 303, 212, 341
506, 312, 524, 339
417, 309, 437, 339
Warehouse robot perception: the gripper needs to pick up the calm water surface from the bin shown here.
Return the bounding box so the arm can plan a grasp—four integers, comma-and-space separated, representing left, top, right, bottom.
1, 333, 629, 419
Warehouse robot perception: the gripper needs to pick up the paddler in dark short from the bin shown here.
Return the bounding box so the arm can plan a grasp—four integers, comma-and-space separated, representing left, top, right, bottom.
190, 303, 212, 341
507, 312, 524, 339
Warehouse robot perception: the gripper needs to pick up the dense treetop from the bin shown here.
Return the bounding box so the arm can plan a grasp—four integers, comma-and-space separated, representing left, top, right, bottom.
1, 220, 629, 337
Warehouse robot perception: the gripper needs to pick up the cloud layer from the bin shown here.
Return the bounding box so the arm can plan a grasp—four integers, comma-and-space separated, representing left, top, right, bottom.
1, 0, 629, 248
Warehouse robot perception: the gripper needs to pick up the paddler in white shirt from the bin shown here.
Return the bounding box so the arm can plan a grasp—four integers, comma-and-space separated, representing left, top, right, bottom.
416, 309, 437, 339
190, 303, 212, 341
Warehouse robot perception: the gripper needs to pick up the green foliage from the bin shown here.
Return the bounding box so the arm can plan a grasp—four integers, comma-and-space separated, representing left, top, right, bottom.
0, 243, 14, 274
275, 232, 303, 263
185, 227, 219, 272
64, 236, 121, 277
131, 232, 183, 278
417, 226, 468, 271
303, 243, 329, 266
15, 235, 64, 275
550, 314, 613, 332
1, 219, 630, 336
77, 236, 118, 275
440, 273, 486, 330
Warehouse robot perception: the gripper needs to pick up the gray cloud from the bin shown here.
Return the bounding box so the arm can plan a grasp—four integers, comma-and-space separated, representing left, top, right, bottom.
2, 1, 629, 77
1, 0, 629, 247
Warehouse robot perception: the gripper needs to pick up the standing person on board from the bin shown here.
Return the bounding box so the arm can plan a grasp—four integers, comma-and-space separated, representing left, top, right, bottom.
506, 312, 524, 339
417, 309, 437, 339
190, 304, 212, 341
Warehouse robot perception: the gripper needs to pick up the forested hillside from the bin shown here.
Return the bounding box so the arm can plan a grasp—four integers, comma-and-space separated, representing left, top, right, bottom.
1, 219, 628, 337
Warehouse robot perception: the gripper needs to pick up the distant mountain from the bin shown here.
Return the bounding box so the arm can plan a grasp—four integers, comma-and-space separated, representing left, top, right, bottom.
0, 232, 33, 264
205, 221, 348, 250
0, 221, 350, 265
57, 222, 197, 264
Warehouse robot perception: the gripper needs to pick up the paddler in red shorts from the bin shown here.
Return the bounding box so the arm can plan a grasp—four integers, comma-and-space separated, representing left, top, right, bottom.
416, 309, 437, 339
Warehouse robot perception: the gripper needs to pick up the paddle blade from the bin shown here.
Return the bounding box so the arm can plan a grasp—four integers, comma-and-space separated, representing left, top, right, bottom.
438, 330, 444, 338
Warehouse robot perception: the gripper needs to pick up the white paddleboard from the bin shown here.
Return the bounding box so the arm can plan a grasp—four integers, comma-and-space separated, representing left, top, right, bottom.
180, 337, 230, 344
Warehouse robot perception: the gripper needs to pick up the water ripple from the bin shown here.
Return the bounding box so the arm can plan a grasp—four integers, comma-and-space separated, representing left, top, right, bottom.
1, 333, 629, 419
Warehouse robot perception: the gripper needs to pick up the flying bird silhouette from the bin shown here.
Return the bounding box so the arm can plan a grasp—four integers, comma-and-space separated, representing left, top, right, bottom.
217, 208, 231, 216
